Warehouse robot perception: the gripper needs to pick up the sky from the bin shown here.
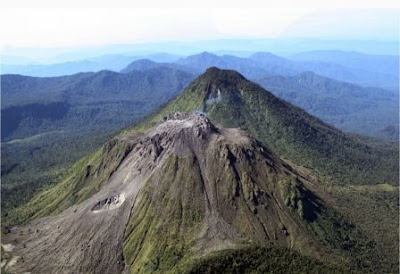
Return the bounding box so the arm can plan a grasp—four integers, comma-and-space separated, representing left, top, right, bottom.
0, 0, 399, 60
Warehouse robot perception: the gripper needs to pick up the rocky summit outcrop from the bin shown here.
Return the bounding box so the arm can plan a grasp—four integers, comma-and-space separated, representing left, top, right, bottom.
2, 113, 336, 273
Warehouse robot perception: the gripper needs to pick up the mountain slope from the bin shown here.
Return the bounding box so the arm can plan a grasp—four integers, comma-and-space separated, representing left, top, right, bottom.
2, 114, 367, 273
132, 67, 398, 186
255, 71, 399, 139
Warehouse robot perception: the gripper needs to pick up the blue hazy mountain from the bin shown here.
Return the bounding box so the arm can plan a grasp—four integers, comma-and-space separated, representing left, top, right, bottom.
1, 53, 182, 77
288, 50, 399, 91
120, 59, 196, 74
2, 38, 398, 63
175, 52, 300, 77
3, 48, 398, 91
289, 50, 398, 75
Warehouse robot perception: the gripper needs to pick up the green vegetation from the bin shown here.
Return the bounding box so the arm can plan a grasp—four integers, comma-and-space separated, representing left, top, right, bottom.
175, 245, 345, 273
276, 177, 378, 271
325, 184, 399, 273
1, 130, 111, 212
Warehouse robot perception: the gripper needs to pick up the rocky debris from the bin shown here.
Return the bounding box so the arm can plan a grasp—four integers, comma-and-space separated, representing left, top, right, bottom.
156, 112, 215, 138
91, 193, 126, 213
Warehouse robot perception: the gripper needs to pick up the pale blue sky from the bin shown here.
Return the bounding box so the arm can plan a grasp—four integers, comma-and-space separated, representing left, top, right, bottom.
282, 9, 399, 40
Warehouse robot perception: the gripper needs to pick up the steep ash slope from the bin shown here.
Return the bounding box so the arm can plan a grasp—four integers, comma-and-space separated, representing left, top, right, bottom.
3, 114, 357, 273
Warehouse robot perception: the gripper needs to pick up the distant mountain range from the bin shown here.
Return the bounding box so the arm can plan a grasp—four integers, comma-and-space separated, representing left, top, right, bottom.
123, 51, 399, 91
3, 50, 398, 92
2, 38, 398, 63
1, 53, 182, 77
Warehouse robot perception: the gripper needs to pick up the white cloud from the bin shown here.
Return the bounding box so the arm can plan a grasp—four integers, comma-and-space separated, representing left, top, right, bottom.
0, 9, 213, 48
0, 8, 313, 49
0, 5, 398, 50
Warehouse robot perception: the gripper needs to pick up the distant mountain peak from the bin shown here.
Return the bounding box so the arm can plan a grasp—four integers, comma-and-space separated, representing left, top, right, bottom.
201, 66, 245, 81
250, 51, 279, 58
132, 58, 157, 64
178, 51, 219, 63
198, 51, 217, 56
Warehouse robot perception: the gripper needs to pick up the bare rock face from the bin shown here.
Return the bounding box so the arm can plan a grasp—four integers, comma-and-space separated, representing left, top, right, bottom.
3, 113, 327, 273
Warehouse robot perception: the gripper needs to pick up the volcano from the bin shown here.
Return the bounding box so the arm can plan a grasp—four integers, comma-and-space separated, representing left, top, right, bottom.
3, 68, 395, 273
